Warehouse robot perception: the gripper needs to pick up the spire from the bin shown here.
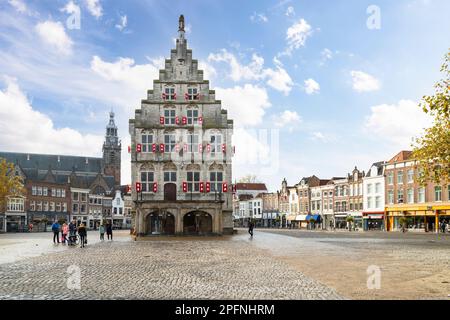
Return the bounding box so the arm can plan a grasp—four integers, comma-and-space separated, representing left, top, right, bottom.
179, 15, 185, 32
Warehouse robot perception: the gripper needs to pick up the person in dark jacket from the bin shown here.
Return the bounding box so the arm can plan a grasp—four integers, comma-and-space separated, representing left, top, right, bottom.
51, 221, 60, 244
106, 223, 113, 240
78, 223, 87, 248
248, 221, 254, 237
68, 220, 77, 246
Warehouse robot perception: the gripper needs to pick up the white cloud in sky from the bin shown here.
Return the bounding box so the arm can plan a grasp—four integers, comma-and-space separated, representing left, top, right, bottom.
285, 6, 295, 17
284, 19, 313, 55
303, 78, 320, 95
274, 110, 302, 131
8, 0, 27, 13
85, 0, 103, 18
250, 12, 268, 23
364, 99, 432, 146
0, 77, 103, 156
208, 49, 293, 95
350, 70, 380, 92
310, 131, 336, 143
215, 84, 271, 127
115, 15, 128, 31
35, 20, 73, 55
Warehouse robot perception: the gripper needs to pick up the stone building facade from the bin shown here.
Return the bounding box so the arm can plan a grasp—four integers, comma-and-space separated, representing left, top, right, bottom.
130, 16, 234, 236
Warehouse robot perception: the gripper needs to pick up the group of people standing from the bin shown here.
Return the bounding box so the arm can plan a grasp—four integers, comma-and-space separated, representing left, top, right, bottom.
51, 220, 114, 248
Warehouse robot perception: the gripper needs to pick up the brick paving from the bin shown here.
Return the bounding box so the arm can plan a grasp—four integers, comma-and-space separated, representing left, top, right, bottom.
0, 234, 342, 300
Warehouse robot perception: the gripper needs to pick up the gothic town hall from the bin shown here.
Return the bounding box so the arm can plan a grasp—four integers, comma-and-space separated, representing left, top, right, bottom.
129, 16, 234, 236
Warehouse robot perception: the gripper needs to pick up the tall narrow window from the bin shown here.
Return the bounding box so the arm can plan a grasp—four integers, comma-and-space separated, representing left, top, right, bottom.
388, 190, 394, 204
435, 186, 442, 201
397, 189, 404, 203
164, 87, 176, 100
407, 188, 414, 204
164, 172, 177, 182
141, 172, 155, 193
397, 171, 404, 184
187, 134, 199, 153
387, 172, 394, 185
407, 169, 414, 183
418, 187, 425, 203
142, 133, 154, 152
164, 134, 176, 152
210, 171, 223, 192
187, 171, 200, 192
164, 109, 176, 125
187, 109, 199, 125
187, 87, 199, 100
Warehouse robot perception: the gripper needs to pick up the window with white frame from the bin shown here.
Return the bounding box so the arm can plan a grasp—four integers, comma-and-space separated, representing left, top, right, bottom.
43, 201, 49, 211
367, 184, 373, 194
164, 172, 177, 182
141, 171, 155, 193
52, 188, 56, 197
418, 187, 425, 203
435, 186, 442, 201
164, 134, 176, 152
187, 171, 200, 192
38, 187, 42, 196
32, 186, 37, 196
37, 201, 42, 211
56, 189, 61, 197
375, 196, 381, 208
397, 171, 404, 184
50, 202, 55, 211
375, 183, 381, 194
142, 133, 154, 152
61, 189, 66, 198
187, 87, 199, 100
30, 201, 35, 211
210, 171, 223, 192
387, 172, 394, 185
56, 202, 61, 212
367, 197, 373, 209
43, 187, 48, 196
187, 134, 199, 153
210, 134, 222, 154
407, 169, 414, 183
164, 87, 175, 100
72, 192, 79, 201
164, 109, 176, 125
63, 203, 67, 212
81, 193, 87, 202
407, 188, 414, 204
397, 189, 404, 203
388, 190, 394, 204
7, 198, 24, 212
187, 108, 199, 125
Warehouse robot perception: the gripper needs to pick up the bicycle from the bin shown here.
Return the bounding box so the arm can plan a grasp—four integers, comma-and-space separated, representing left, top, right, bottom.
67, 233, 80, 246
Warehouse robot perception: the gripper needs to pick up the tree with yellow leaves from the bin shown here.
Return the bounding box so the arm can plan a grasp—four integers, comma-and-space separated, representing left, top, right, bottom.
413, 49, 450, 185
0, 158, 26, 213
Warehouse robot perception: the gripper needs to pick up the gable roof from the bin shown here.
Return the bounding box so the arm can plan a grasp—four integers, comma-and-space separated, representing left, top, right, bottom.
388, 151, 413, 164
235, 183, 268, 191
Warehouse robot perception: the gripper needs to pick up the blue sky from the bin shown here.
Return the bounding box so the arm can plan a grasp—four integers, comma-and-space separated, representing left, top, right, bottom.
0, 0, 449, 191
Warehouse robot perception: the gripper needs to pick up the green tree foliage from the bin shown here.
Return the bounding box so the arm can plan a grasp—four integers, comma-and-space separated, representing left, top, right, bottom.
413, 49, 450, 185
0, 158, 26, 212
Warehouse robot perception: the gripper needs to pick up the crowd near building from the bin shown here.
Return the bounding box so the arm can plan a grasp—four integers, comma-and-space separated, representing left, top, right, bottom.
0, 112, 132, 233
232, 151, 450, 233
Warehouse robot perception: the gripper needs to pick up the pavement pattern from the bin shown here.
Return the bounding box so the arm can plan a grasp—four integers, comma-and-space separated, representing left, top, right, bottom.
0, 231, 343, 300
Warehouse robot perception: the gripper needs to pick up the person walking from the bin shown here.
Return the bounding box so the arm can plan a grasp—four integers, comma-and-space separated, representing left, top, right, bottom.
78, 223, 87, 248
441, 220, 447, 233
68, 219, 77, 246
248, 220, 254, 237
99, 224, 105, 241
51, 221, 60, 244
61, 222, 69, 244
106, 223, 113, 241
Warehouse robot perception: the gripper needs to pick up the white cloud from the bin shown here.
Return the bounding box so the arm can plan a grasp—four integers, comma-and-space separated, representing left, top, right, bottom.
85, 0, 103, 18
284, 19, 312, 55
250, 12, 268, 23
264, 67, 293, 95
198, 61, 217, 81
0, 77, 103, 156
215, 84, 271, 127
350, 70, 380, 92
8, 0, 27, 13
310, 131, 336, 143
115, 15, 127, 31
364, 99, 432, 146
35, 20, 73, 55
285, 6, 295, 17
61, 0, 80, 14
274, 110, 302, 131
208, 49, 293, 94
303, 78, 320, 95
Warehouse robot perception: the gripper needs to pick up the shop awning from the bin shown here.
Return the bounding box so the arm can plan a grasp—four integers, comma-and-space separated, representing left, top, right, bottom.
287, 215, 297, 221
295, 215, 308, 221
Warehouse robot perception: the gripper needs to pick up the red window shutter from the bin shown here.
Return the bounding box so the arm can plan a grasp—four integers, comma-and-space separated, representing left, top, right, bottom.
135, 182, 141, 193
206, 182, 211, 193
198, 144, 203, 153
160, 117, 165, 125
222, 182, 228, 193
162, 93, 166, 100
152, 144, 157, 153
128, 146, 131, 153
127, 185, 131, 193
173, 93, 177, 100
175, 144, 180, 152
184, 93, 189, 100
136, 144, 142, 153
153, 182, 158, 193
159, 144, 165, 153
222, 144, 226, 153
175, 116, 180, 125
183, 144, 188, 152
198, 117, 203, 125
182, 182, 188, 193
206, 144, 211, 153
182, 116, 187, 125
199, 182, 204, 193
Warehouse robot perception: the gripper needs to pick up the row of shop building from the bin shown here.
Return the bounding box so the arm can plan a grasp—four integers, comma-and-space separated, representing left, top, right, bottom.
233, 151, 450, 232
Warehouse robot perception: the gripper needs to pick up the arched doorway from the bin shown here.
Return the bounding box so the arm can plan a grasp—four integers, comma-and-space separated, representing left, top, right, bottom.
164, 183, 177, 201
147, 210, 175, 235
183, 211, 212, 235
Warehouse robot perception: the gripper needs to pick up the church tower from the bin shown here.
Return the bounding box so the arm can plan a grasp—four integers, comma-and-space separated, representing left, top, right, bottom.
103, 111, 121, 186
